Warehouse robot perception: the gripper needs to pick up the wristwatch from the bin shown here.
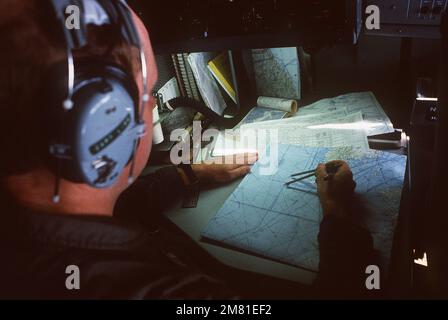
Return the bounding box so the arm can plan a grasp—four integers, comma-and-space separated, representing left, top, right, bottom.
178, 163, 200, 208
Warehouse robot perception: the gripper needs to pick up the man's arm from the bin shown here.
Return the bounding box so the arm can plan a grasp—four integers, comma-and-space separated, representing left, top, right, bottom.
114, 153, 258, 228
313, 161, 377, 298
314, 214, 375, 298
114, 166, 186, 229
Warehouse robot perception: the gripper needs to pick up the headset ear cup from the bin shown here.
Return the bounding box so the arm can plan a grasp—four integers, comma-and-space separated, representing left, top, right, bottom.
74, 64, 139, 188
100, 64, 146, 176
46, 62, 141, 187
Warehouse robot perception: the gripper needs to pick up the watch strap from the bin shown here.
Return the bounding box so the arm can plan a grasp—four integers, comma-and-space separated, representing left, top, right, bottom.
178, 164, 200, 208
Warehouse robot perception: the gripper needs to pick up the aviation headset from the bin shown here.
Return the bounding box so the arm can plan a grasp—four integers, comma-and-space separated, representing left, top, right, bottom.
47, 0, 148, 202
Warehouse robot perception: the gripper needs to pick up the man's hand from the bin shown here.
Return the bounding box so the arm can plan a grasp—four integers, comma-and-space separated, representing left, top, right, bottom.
315, 160, 356, 217
178, 153, 258, 186
193, 153, 258, 184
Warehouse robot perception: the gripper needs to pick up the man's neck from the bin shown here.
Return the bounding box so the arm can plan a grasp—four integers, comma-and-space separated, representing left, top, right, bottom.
2, 169, 120, 217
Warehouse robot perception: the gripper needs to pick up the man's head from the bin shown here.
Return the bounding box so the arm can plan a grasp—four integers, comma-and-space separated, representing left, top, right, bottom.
0, 0, 157, 214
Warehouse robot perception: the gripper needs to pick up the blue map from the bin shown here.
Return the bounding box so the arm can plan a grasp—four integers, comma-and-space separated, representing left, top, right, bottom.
237, 107, 287, 127
251, 48, 301, 100
202, 144, 407, 273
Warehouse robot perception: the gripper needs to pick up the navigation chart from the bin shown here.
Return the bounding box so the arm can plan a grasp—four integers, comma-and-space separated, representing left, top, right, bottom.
202, 144, 407, 272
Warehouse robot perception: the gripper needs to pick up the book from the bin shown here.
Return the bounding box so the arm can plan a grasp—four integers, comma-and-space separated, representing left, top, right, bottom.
171, 53, 202, 102
182, 53, 201, 102
188, 52, 227, 116
171, 54, 186, 98
207, 53, 237, 104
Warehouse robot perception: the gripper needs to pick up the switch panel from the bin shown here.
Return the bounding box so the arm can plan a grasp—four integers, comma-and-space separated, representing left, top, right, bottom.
129, 0, 362, 53
365, 0, 447, 38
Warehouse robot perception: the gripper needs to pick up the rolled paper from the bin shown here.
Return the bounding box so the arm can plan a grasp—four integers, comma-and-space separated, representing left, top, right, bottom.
256, 96, 298, 114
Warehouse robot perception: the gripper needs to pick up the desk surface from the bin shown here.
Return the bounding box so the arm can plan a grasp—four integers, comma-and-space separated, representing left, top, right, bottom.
161, 175, 317, 286
151, 146, 408, 286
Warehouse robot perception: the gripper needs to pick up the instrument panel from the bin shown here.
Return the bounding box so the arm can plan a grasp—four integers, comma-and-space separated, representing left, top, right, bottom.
129, 0, 361, 53
365, 0, 447, 38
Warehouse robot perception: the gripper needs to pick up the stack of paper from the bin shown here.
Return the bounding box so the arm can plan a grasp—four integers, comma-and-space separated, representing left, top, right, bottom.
294, 91, 394, 136
211, 92, 394, 157
188, 52, 227, 116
